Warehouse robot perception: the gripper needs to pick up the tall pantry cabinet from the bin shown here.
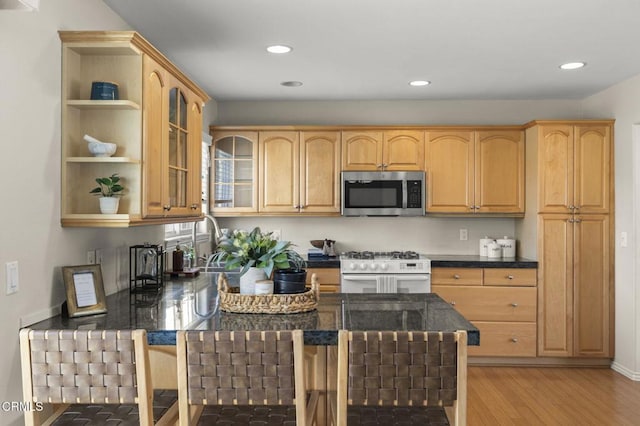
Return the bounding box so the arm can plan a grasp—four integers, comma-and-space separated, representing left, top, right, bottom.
522, 121, 614, 358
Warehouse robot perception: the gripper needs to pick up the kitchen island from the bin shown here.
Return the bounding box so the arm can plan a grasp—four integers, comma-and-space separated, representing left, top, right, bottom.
28, 272, 479, 345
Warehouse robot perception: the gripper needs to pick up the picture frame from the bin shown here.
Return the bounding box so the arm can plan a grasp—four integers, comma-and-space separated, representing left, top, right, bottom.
62, 264, 107, 317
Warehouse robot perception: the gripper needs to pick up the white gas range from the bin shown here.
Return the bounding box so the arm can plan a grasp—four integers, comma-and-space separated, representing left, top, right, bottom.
340, 251, 431, 293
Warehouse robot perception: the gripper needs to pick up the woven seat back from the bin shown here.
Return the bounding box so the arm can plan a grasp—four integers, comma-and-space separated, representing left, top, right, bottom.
183, 330, 297, 405
26, 330, 139, 404
347, 331, 458, 407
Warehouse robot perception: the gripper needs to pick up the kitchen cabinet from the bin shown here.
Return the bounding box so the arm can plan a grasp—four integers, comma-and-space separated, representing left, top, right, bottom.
432, 267, 537, 357
341, 130, 423, 171
538, 214, 611, 357
259, 130, 341, 214
536, 124, 611, 214
522, 120, 614, 359
425, 129, 524, 214
210, 131, 259, 214
59, 31, 209, 227
306, 268, 340, 293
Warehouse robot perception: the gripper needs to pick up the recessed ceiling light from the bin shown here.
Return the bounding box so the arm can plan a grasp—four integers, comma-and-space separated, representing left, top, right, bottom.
559, 62, 586, 70
409, 80, 431, 87
281, 81, 303, 87
267, 45, 292, 54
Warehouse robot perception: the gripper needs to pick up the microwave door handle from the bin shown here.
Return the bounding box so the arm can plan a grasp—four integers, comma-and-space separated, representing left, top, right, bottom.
402, 180, 407, 208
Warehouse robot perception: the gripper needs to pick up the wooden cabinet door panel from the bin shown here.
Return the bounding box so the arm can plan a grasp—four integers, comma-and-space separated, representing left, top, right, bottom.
342, 131, 383, 170
538, 214, 573, 356
142, 55, 167, 217
475, 130, 524, 213
300, 131, 341, 213
425, 131, 474, 213
574, 215, 611, 357
306, 267, 340, 293
259, 131, 299, 212
468, 322, 537, 357
383, 130, 424, 171
574, 126, 611, 214
538, 125, 574, 213
432, 286, 537, 322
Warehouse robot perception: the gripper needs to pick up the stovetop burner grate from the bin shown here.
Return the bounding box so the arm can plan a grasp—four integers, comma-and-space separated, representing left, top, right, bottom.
341, 250, 421, 260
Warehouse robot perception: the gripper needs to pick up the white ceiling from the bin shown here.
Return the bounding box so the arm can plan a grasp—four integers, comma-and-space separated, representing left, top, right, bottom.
104, 0, 640, 102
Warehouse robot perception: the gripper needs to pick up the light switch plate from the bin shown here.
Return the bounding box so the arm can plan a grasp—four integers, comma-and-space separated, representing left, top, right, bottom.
620, 231, 628, 248
6, 261, 19, 295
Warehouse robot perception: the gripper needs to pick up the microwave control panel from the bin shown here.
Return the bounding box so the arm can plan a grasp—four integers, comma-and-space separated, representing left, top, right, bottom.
407, 180, 422, 208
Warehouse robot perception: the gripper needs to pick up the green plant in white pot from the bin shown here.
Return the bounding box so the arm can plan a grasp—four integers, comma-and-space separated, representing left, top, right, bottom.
211, 227, 303, 294
89, 173, 124, 214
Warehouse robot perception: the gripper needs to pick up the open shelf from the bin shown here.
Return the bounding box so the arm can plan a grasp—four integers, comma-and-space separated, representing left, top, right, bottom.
66, 100, 140, 110
66, 157, 140, 164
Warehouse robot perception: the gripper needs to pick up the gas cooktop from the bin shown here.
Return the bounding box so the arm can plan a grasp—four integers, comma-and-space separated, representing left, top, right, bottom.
340, 250, 424, 260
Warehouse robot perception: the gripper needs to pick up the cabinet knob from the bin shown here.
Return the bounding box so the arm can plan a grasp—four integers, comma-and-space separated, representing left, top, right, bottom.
511, 338, 519, 343
568, 205, 575, 210
574, 205, 581, 211
163, 205, 172, 211
511, 302, 519, 308
453, 274, 460, 279
507, 275, 514, 280
567, 218, 575, 223
574, 218, 582, 223
190, 204, 198, 210
450, 301, 456, 306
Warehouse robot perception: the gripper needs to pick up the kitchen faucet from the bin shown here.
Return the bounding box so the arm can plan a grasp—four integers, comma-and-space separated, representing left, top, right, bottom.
192, 214, 223, 270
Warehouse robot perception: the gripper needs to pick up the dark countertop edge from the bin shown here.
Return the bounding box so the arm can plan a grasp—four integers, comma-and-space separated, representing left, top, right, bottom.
428, 255, 537, 268
306, 257, 340, 268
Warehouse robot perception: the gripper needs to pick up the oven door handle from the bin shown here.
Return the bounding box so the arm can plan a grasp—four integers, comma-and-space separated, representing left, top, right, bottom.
402, 179, 407, 209
342, 275, 379, 281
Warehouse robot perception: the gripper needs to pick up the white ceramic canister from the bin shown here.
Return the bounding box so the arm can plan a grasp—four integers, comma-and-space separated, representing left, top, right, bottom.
479, 237, 494, 257
487, 241, 503, 258
254, 279, 274, 295
497, 236, 516, 258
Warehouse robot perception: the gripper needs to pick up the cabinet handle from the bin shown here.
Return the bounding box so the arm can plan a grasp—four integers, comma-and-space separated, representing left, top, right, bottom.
376, 164, 383, 169
190, 204, 198, 210
453, 274, 460, 279
163, 205, 172, 211
511, 338, 519, 343
511, 302, 519, 308
567, 218, 575, 223
574, 218, 582, 223
450, 301, 456, 306
574, 205, 580, 211
507, 275, 514, 280
568, 205, 575, 210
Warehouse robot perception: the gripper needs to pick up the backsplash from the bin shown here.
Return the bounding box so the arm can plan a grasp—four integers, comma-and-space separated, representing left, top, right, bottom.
215, 216, 517, 256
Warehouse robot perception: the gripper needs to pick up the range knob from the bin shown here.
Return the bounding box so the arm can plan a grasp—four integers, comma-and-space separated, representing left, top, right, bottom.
349, 263, 357, 270
370, 263, 378, 270
360, 263, 367, 270
380, 263, 389, 271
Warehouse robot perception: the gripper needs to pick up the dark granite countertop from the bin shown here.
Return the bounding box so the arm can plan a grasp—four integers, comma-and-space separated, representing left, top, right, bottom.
427, 255, 537, 268
27, 273, 478, 346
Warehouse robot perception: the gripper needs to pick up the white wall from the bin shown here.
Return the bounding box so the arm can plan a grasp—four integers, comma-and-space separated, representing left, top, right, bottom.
582, 74, 640, 379
0, 2, 164, 424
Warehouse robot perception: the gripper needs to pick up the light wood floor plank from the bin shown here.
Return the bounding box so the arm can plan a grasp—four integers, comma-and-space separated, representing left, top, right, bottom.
468, 367, 640, 426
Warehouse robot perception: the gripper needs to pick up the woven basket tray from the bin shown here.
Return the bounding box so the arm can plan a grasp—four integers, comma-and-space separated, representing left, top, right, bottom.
217, 273, 319, 314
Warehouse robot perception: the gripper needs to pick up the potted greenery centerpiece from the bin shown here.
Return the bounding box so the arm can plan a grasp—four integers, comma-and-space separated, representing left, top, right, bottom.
272, 250, 307, 294
89, 173, 124, 214
211, 227, 306, 294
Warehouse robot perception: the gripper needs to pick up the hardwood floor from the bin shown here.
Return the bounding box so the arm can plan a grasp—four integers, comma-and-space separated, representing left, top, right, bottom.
467, 367, 640, 425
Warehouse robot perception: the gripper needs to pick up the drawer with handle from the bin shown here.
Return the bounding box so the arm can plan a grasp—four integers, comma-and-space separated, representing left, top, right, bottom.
484, 268, 536, 287
432, 285, 537, 322
431, 268, 483, 286
468, 321, 537, 357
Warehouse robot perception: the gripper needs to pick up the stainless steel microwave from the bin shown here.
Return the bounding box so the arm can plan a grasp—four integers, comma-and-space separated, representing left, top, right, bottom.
341, 171, 426, 216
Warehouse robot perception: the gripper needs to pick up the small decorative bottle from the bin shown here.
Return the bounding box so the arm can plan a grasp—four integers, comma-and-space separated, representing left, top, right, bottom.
173, 242, 184, 272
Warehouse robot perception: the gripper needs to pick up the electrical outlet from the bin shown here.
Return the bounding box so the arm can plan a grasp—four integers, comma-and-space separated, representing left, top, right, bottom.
87, 250, 96, 264
95, 249, 104, 264
620, 232, 628, 248
6, 261, 19, 295
459, 229, 468, 241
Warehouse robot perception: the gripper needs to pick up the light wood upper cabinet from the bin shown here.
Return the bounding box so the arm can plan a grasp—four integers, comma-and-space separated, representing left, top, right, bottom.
59, 31, 209, 227
475, 130, 524, 213
210, 131, 259, 214
300, 131, 341, 213
259, 131, 300, 213
425, 129, 524, 214
342, 130, 423, 171
259, 131, 341, 214
342, 131, 383, 170
537, 124, 611, 214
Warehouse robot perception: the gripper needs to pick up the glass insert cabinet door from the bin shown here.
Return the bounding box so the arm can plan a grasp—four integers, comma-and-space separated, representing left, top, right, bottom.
211, 132, 258, 212
169, 87, 188, 208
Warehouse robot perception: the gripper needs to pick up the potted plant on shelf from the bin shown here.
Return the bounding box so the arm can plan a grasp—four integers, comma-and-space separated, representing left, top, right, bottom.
89, 173, 124, 214
211, 227, 306, 294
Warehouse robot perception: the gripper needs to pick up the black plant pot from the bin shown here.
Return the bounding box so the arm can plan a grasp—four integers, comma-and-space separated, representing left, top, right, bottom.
273, 269, 307, 294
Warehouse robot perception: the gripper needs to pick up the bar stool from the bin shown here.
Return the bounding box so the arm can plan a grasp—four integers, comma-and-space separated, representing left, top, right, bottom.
334, 330, 467, 425
176, 330, 319, 425
19, 329, 178, 426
